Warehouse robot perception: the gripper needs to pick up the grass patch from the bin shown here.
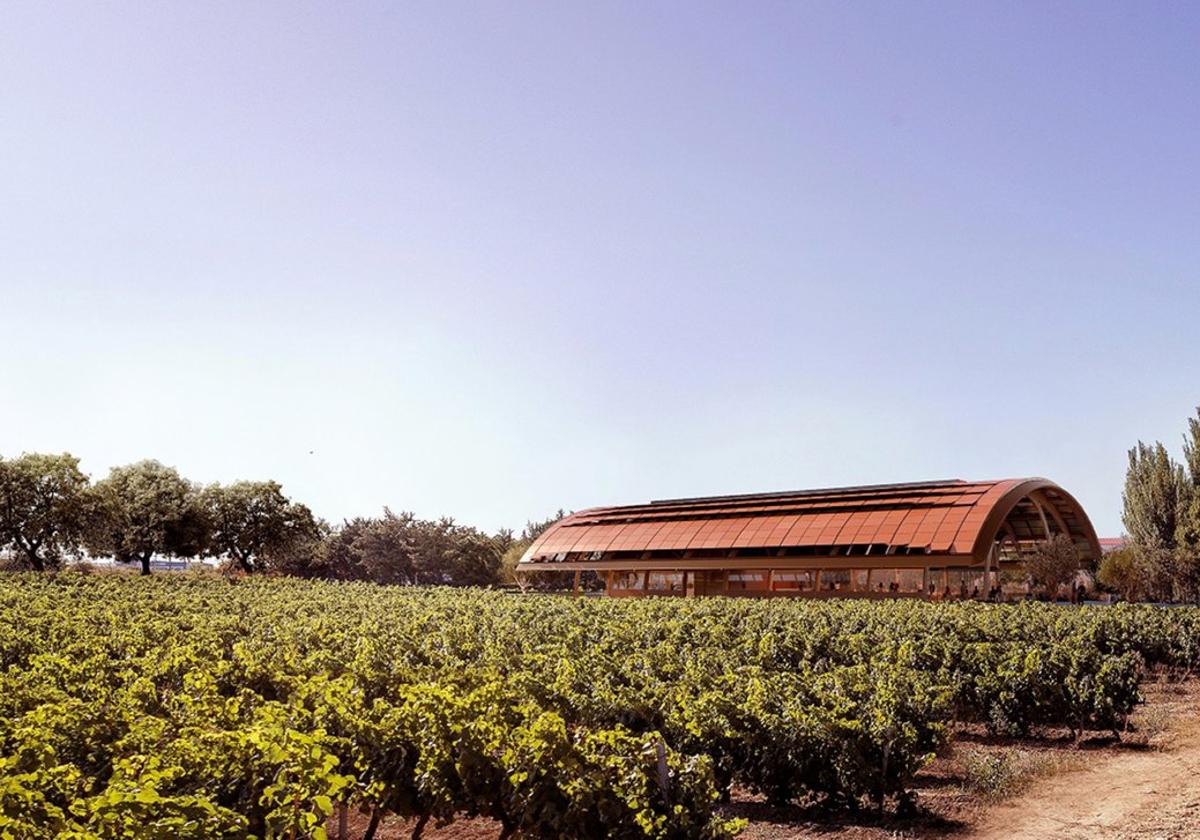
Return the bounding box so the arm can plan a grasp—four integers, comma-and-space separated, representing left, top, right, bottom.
958, 746, 1079, 800
1128, 700, 1175, 747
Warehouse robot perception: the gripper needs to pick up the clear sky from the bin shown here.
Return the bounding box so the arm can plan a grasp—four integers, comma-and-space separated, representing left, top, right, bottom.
2, 2, 1197, 536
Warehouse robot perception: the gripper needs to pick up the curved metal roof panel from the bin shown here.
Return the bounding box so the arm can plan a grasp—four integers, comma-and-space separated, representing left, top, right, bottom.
518, 477, 1102, 570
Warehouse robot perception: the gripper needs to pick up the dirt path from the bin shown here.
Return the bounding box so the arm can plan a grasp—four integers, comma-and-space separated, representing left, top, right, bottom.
970, 707, 1200, 839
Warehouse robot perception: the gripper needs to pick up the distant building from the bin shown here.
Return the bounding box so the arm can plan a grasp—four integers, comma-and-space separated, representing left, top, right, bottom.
1098, 537, 1127, 554
517, 477, 1101, 600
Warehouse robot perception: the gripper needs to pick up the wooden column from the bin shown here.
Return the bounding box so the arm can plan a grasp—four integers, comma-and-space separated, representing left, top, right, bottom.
573, 569, 582, 596
984, 545, 994, 600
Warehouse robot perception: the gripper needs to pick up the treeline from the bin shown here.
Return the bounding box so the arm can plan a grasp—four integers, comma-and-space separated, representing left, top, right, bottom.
1102, 406, 1200, 602
0, 452, 556, 584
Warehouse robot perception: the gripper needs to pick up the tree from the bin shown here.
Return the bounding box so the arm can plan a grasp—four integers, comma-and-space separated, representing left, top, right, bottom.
87, 461, 208, 575
1177, 408, 1200, 552
499, 541, 526, 586
1114, 409, 1200, 602
315, 512, 416, 584
201, 481, 319, 574
432, 525, 503, 586
364, 513, 500, 586
0, 452, 91, 571
1097, 546, 1143, 601
1122, 441, 1188, 550
1025, 534, 1079, 600
1167, 548, 1200, 604
265, 519, 330, 578
303, 510, 504, 586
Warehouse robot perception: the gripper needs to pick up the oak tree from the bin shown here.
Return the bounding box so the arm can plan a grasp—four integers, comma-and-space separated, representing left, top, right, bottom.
0, 452, 90, 571
202, 481, 319, 573
87, 460, 207, 575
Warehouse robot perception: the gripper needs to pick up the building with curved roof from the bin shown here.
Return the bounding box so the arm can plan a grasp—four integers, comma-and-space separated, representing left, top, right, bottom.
516, 478, 1101, 598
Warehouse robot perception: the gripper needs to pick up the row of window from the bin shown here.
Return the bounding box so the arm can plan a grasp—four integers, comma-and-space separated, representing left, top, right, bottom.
608, 568, 993, 595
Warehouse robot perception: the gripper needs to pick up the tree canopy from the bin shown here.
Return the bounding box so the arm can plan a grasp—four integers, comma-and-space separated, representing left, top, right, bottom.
201, 481, 320, 574
1177, 408, 1200, 553
1113, 407, 1200, 603
1025, 534, 1079, 599
86, 460, 208, 575
307, 509, 503, 586
0, 452, 90, 571
1122, 441, 1188, 550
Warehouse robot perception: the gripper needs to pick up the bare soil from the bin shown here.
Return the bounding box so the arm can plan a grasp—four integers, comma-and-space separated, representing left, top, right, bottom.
966, 679, 1200, 840
330, 679, 1200, 840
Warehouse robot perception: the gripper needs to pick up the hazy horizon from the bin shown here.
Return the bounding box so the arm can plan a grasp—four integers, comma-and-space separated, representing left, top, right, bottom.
4, 2, 1199, 536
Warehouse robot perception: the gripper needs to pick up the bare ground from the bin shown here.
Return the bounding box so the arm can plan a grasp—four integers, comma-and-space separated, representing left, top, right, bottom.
967, 680, 1200, 840
331, 679, 1200, 840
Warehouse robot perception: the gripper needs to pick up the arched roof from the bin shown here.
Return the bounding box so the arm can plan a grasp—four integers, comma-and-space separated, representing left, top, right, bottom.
517, 478, 1101, 572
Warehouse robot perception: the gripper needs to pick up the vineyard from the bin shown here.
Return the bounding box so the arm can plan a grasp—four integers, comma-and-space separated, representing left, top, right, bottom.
0, 577, 1198, 839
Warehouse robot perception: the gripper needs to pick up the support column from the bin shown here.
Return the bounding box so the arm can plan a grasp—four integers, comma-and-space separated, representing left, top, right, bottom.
984, 545, 994, 600
988, 542, 998, 600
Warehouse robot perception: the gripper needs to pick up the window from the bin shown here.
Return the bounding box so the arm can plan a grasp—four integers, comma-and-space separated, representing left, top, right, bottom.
647, 572, 683, 592
611, 572, 644, 590
820, 569, 852, 591
870, 569, 923, 593
727, 571, 767, 591
772, 571, 815, 591
895, 569, 924, 593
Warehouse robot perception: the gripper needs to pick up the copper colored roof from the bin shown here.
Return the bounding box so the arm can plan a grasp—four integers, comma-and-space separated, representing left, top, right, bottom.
517, 478, 1101, 571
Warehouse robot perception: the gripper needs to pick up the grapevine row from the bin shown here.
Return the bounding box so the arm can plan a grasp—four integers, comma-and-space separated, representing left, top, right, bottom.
0, 576, 1197, 838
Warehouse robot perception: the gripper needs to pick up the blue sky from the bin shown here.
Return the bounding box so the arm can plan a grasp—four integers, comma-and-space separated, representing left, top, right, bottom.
2, 2, 1197, 536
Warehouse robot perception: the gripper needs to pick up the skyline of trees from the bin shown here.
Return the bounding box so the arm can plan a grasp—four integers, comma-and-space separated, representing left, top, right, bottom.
0, 451, 525, 585
7, 408, 1200, 602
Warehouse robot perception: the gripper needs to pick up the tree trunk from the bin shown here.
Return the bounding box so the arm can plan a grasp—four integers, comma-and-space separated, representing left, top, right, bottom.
878, 739, 891, 812
362, 807, 383, 840
236, 551, 254, 574
336, 802, 348, 840
411, 813, 430, 840
140, 554, 152, 576
16, 541, 44, 572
